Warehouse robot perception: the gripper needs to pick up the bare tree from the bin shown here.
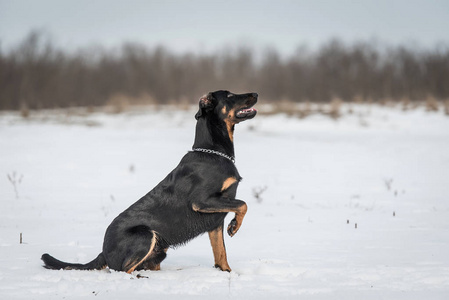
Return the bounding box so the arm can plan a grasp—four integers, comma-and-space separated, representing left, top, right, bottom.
1, 31, 448, 111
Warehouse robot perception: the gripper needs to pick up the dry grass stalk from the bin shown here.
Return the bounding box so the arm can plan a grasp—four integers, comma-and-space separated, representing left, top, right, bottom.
20, 102, 30, 118
107, 93, 130, 114
298, 101, 311, 119
425, 95, 439, 112
107, 93, 159, 113
329, 97, 343, 119
444, 100, 449, 116
401, 97, 410, 111
7, 171, 23, 199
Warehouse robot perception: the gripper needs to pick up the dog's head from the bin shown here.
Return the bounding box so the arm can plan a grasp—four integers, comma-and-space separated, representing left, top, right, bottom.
195, 90, 258, 142
195, 90, 258, 123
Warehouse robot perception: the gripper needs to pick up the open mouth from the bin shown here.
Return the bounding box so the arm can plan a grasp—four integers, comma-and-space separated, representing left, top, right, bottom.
234, 93, 258, 120
236, 107, 257, 119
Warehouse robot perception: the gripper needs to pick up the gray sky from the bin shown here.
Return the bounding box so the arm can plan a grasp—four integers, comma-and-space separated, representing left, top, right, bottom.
1, 0, 448, 56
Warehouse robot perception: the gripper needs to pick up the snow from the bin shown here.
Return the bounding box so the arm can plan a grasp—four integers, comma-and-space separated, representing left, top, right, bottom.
1, 105, 449, 299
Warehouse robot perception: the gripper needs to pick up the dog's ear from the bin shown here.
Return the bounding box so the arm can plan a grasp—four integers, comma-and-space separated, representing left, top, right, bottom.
195, 92, 215, 120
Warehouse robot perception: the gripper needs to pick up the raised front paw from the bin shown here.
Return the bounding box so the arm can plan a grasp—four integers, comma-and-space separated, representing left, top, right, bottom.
227, 218, 240, 237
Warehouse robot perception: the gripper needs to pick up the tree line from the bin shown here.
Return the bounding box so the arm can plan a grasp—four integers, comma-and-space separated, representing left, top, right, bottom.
1, 31, 448, 110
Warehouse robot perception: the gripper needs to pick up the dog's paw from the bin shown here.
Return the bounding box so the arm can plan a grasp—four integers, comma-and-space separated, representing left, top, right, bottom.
214, 264, 231, 272
227, 218, 239, 237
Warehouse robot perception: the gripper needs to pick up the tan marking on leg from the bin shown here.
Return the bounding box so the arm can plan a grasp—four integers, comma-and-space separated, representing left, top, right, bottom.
123, 259, 139, 271
228, 203, 248, 237
192, 203, 200, 212
208, 227, 231, 272
221, 177, 237, 192
193, 200, 247, 215
126, 231, 158, 274
235, 203, 247, 228
152, 248, 168, 271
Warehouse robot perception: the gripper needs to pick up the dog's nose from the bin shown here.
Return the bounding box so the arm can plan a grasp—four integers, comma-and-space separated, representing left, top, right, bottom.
251, 93, 258, 98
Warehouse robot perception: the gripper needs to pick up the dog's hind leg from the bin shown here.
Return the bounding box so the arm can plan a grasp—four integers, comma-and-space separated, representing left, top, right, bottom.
123, 230, 158, 274
140, 247, 168, 271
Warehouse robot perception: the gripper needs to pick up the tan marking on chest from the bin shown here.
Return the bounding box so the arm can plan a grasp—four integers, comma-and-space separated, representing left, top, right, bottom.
221, 177, 237, 192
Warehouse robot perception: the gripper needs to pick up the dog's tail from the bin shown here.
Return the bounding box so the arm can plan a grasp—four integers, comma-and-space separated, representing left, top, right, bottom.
41, 252, 107, 270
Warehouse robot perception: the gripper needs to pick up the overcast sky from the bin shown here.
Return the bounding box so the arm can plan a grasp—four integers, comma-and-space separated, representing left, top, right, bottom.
1, 0, 448, 56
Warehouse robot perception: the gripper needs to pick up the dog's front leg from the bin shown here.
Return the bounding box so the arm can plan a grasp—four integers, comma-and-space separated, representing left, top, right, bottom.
192, 197, 247, 237
225, 202, 247, 237
208, 224, 231, 272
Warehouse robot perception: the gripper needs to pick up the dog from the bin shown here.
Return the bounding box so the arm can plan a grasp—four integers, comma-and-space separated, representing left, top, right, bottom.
42, 90, 258, 273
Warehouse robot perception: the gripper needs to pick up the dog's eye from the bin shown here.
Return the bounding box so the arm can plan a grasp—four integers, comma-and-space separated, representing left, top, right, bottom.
227, 94, 234, 98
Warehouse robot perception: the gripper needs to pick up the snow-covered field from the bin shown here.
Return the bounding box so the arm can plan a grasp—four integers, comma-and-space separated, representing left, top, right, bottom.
1, 104, 449, 299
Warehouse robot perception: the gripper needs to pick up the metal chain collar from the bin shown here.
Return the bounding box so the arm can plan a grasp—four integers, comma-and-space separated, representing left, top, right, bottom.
192, 148, 235, 163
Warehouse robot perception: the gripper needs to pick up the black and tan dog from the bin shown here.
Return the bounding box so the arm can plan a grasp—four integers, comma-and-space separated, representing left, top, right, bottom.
42, 90, 258, 273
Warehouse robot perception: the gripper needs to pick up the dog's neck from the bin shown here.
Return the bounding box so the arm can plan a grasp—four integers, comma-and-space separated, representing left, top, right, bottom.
192, 117, 235, 159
